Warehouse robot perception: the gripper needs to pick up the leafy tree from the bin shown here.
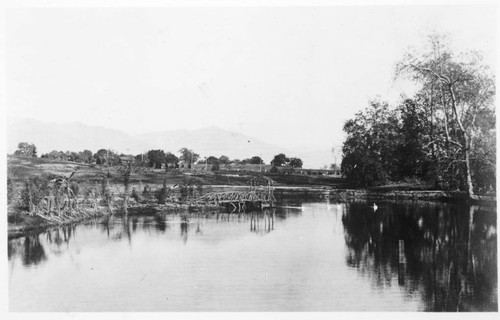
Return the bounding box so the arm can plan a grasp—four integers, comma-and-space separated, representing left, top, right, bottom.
395, 99, 428, 179
165, 152, 179, 169
218, 155, 231, 165
397, 34, 495, 195
93, 149, 119, 165
135, 153, 148, 167
67, 151, 81, 162
94, 149, 109, 165
248, 156, 264, 164
205, 156, 219, 164
14, 142, 37, 158
341, 100, 400, 186
289, 157, 303, 168
178, 148, 200, 168
20, 176, 49, 211
79, 150, 93, 163
147, 149, 166, 169
341, 33, 495, 194
155, 179, 170, 204
42, 150, 64, 160
271, 153, 289, 166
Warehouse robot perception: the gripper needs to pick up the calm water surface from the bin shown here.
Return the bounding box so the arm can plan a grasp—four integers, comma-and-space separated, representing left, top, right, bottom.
8, 200, 497, 311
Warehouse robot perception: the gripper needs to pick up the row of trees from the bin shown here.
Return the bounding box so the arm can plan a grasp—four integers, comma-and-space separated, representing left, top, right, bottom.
13, 144, 127, 166
14, 142, 305, 170
142, 149, 304, 171
341, 34, 495, 195
271, 153, 303, 168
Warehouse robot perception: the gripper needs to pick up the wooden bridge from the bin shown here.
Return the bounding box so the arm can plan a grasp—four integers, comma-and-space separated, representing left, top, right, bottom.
193, 189, 276, 213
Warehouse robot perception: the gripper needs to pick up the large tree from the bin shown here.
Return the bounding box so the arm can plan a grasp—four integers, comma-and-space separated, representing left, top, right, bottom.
14, 142, 37, 158
94, 149, 109, 165
178, 148, 200, 168
147, 149, 166, 169
205, 156, 219, 164
397, 34, 495, 196
271, 153, 289, 167
341, 100, 400, 186
165, 152, 179, 168
218, 155, 231, 165
289, 157, 303, 168
245, 156, 264, 165
79, 150, 93, 163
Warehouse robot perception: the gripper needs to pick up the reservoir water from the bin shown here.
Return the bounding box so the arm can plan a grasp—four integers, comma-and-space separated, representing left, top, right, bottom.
8, 200, 497, 311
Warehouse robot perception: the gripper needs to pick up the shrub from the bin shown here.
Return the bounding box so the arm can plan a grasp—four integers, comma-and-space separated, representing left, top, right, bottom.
155, 179, 170, 204
20, 176, 48, 211
179, 185, 188, 201
142, 185, 152, 199
131, 188, 142, 203
155, 187, 170, 204
196, 184, 204, 197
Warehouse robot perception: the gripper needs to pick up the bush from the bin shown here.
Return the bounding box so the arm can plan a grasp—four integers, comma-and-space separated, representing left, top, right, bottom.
131, 188, 143, 203
155, 187, 170, 204
8, 211, 25, 224
83, 187, 97, 202
179, 185, 188, 201
142, 185, 152, 199
20, 176, 48, 211
196, 184, 204, 197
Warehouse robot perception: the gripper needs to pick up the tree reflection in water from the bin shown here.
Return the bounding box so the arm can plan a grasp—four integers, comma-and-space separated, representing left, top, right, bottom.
250, 209, 275, 234
8, 235, 47, 266
342, 201, 497, 311
22, 235, 47, 266
8, 207, 286, 267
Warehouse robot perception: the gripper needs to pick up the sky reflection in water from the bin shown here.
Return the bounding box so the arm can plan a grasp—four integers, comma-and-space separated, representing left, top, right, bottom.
8, 201, 497, 312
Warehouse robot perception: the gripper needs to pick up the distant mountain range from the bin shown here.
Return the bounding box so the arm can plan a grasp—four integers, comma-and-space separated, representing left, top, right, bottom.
7, 117, 335, 168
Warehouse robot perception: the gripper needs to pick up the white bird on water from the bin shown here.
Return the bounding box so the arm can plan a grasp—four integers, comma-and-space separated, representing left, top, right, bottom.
370, 203, 378, 212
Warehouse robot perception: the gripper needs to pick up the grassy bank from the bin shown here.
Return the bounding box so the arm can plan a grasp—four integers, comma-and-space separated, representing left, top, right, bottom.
7, 156, 495, 238
7, 155, 347, 189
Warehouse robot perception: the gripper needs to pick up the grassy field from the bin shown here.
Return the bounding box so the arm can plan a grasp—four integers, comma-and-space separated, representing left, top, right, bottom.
7, 156, 346, 187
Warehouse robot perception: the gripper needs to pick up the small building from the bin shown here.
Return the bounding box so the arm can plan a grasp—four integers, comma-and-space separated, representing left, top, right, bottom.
220, 163, 273, 173
294, 168, 342, 177
119, 156, 135, 164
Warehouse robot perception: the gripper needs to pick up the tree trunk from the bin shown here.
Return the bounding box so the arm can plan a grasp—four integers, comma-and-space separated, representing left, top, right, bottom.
449, 86, 474, 197
464, 138, 474, 197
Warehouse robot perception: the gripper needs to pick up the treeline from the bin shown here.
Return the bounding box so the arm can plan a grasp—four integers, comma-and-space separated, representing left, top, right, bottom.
13, 142, 304, 170
341, 34, 495, 195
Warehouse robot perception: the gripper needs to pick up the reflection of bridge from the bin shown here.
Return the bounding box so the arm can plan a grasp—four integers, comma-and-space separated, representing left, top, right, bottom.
194, 190, 276, 213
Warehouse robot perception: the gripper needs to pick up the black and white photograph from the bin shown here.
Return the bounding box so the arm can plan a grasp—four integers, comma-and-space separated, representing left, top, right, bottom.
3, 0, 498, 314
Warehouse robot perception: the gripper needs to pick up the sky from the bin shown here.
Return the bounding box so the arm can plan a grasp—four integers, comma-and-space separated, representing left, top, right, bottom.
5, 3, 497, 154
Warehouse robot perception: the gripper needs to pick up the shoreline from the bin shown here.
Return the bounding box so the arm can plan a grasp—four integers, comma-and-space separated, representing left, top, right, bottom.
8, 185, 496, 238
